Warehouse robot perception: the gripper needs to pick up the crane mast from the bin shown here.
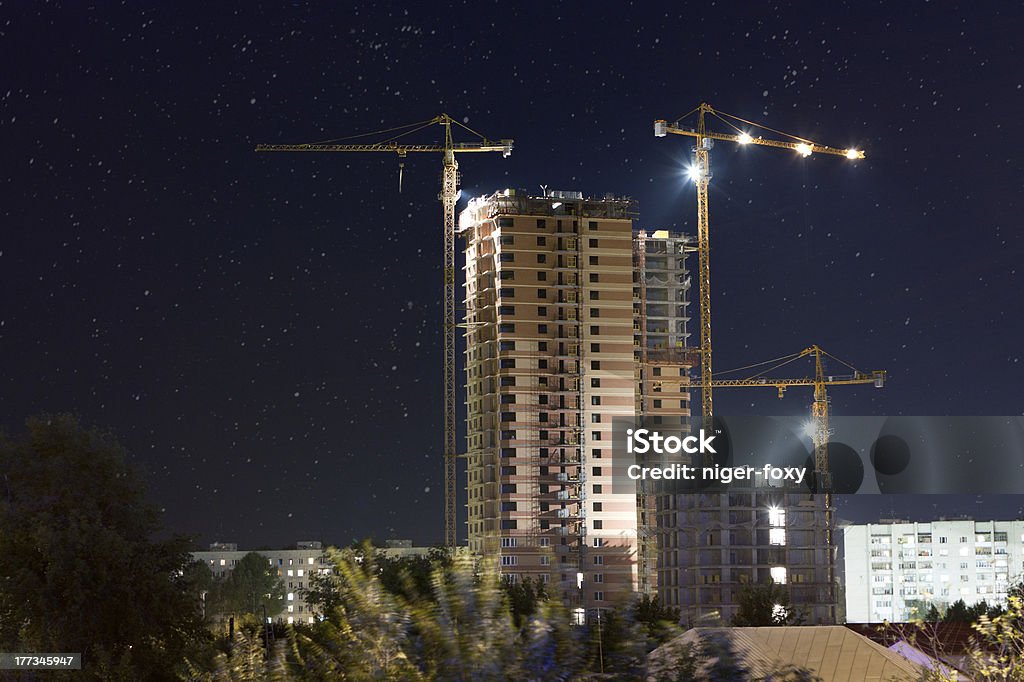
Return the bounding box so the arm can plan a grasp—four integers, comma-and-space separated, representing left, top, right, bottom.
712, 344, 886, 613
257, 115, 513, 549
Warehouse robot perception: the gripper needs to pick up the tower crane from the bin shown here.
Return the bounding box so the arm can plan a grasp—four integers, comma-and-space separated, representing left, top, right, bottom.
256, 115, 513, 549
712, 344, 885, 613
654, 104, 865, 429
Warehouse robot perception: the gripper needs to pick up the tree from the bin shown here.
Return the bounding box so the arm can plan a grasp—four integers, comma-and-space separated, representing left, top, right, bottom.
732, 579, 802, 627
0, 414, 209, 680
217, 552, 286, 619
634, 594, 683, 647
921, 595, 1024, 681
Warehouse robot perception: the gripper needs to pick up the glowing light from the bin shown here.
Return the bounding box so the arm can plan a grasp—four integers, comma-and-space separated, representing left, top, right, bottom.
737, 132, 753, 144
686, 165, 703, 181
845, 148, 862, 159
795, 143, 813, 157
802, 420, 818, 439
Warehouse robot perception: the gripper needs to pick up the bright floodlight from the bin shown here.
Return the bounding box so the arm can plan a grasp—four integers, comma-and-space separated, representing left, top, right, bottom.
802, 420, 818, 439
795, 143, 813, 157
686, 165, 703, 181
738, 132, 753, 145
845, 149, 862, 159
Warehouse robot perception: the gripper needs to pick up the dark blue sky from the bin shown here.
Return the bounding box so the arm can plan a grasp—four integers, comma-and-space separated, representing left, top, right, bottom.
2, 2, 1021, 547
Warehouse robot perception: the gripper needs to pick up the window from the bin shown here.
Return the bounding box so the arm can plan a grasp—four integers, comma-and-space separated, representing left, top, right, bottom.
593, 538, 605, 547
589, 291, 600, 301
593, 449, 602, 458
539, 537, 550, 547
653, 367, 661, 376
593, 555, 604, 565
593, 502, 603, 512
593, 520, 603, 529
592, 431, 601, 441
591, 396, 601, 406
591, 414, 601, 423
538, 341, 548, 351
537, 271, 547, 281
591, 378, 601, 388
537, 288, 547, 298
538, 359, 548, 369
499, 252, 514, 262
538, 324, 548, 333
589, 273, 599, 283
537, 254, 546, 263
590, 325, 600, 335
499, 270, 515, 279
593, 484, 603, 493
588, 221, 598, 230
499, 235, 514, 245
499, 287, 514, 298
590, 308, 600, 317
499, 340, 515, 351
498, 218, 514, 227
589, 256, 598, 265
591, 343, 600, 352
537, 236, 547, 246
653, 399, 662, 408
592, 467, 603, 476
501, 556, 519, 566
591, 360, 600, 370
589, 238, 598, 247
770, 566, 787, 585
501, 501, 517, 511
500, 359, 516, 369
536, 219, 546, 228
498, 323, 515, 333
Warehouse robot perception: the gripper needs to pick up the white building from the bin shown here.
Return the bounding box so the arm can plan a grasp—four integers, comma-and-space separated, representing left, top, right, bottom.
844, 519, 1024, 623
192, 541, 331, 625
192, 540, 442, 625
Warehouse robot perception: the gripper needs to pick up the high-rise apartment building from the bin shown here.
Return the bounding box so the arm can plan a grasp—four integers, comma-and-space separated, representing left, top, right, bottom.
458, 189, 693, 612
659, 490, 836, 625
845, 519, 1024, 623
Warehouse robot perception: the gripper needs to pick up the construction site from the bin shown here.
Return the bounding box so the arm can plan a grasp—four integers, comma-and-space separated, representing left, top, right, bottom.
257, 104, 884, 625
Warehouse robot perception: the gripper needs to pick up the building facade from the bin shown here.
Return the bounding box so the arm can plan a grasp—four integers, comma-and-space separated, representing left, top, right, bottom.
659, 490, 836, 625
844, 519, 1024, 623
458, 189, 694, 613
192, 541, 331, 625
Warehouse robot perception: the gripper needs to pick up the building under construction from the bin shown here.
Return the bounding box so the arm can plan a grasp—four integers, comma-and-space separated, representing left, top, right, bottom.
458, 188, 695, 612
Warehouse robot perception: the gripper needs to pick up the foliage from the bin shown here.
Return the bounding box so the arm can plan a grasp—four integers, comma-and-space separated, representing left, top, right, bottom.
211, 551, 286, 619
732, 579, 802, 627
943, 598, 1005, 623
289, 544, 588, 680
633, 594, 683, 647
919, 594, 1024, 682
0, 414, 210, 681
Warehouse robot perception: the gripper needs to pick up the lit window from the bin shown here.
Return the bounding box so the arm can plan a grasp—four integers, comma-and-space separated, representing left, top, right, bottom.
287, 570, 294, 577
288, 605, 294, 613
770, 566, 787, 585
770, 528, 787, 546
287, 592, 294, 601
219, 559, 226, 566
287, 616, 294, 624
768, 507, 786, 527
307, 557, 315, 565
297, 569, 304, 577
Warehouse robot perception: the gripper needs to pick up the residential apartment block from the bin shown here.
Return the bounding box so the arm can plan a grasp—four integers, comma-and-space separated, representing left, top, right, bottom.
458, 188, 693, 613
192, 541, 331, 624
845, 519, 1024, 623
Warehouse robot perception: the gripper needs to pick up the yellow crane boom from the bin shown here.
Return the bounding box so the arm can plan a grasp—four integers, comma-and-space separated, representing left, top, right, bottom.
257, 114, 513, 549
654, 103, 864, 429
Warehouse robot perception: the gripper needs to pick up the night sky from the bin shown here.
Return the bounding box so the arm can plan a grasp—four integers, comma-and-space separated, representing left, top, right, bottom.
2, 3, 1022, 549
